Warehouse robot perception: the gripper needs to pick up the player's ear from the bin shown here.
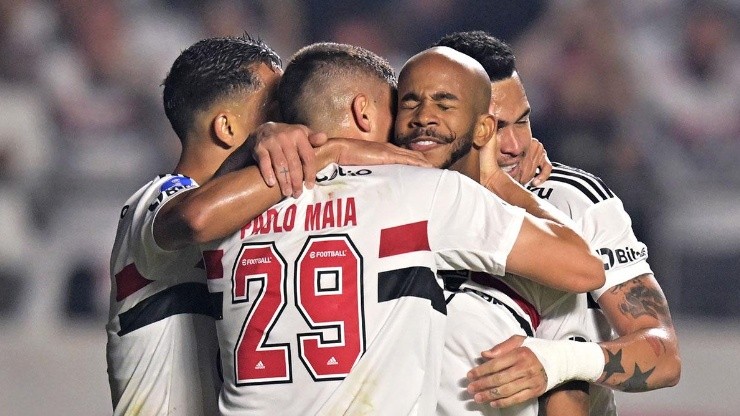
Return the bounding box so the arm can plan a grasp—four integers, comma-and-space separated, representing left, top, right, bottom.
473, 114, 497, 148
351, 93, 372, 133
212, 111, 238, 149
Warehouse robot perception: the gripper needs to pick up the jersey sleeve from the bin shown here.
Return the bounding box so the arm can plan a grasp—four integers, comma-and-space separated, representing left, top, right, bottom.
130, 175, 199, 279
580, 197, 653, 299
427, 170, 526, 277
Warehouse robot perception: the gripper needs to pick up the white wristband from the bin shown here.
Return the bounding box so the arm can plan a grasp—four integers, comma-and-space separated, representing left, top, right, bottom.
521, 337, 605, 392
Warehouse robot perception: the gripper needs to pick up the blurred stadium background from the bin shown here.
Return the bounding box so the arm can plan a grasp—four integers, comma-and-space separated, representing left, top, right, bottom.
0, 0, 738, 414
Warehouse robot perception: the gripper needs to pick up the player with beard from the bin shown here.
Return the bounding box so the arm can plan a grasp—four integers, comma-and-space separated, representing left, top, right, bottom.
393, 46, 621, 416
433, 31, 680, 415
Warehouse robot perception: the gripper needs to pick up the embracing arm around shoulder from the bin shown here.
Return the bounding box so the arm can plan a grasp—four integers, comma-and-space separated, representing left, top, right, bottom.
505, 215, 605, 293
154, 128, 430, 250
153, 165, 284, 250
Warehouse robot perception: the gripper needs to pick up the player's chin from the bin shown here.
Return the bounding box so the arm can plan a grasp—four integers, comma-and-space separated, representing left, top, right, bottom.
420, 148, 450, 169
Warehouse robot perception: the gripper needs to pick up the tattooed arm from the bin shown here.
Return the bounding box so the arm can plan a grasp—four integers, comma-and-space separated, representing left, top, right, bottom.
467, 273, 680, 412
595, 273, 681, 391
535, 273, 679, 415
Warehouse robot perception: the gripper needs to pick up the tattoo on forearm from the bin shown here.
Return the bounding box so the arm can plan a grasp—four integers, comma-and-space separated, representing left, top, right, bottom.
609, 276, 671, 324
601, 348, 656, 391
618, 364, 656, 392
601, 349, 626, 381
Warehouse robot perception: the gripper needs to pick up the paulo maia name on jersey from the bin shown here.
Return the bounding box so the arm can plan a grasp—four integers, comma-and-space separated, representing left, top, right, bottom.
241, 165, 375, 236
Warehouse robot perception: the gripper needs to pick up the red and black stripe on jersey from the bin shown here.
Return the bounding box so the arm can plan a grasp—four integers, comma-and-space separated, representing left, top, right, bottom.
115, 259, 220, 336
117, 282, 216, 336
377, 221, 446, 315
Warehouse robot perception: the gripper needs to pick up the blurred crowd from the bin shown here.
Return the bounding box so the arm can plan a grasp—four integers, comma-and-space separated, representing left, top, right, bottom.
0, 0, 738, 326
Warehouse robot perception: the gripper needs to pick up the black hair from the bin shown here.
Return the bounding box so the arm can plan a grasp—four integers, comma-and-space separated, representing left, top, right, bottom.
278, 42, 396, 124
434, 31, 516, 82
162, 33, 281, 141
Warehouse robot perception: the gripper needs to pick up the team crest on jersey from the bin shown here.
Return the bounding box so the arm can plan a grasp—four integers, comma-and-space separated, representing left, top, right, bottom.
148, 176, 197, 211
598, 245, 647, 271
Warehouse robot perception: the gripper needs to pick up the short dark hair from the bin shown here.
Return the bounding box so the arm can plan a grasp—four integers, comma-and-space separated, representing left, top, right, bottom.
162, 33, 281, 141
278, 42, 396, 125
434, 31, 516, 82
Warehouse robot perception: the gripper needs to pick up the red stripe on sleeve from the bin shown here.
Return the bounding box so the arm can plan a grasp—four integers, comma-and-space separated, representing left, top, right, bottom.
379, 221, 430, 258
202, 249, 224, 280
115, 263, 153, 301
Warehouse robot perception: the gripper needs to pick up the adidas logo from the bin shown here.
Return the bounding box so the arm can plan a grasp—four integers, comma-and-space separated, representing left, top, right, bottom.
327, 357, 338, 366
254, 361, 265, 370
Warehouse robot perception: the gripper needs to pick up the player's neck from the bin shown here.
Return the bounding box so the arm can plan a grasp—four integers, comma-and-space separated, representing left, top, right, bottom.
449, 152, 480, 183
173, 146, 226, 184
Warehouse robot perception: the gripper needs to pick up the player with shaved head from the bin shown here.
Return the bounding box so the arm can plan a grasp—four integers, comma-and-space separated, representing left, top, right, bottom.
393, 46, 618, 416
433, 30, 680, 415
395, 46, 495, 171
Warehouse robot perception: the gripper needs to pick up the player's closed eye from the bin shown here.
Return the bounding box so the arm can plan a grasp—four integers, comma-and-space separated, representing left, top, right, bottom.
400, 101, 420, 110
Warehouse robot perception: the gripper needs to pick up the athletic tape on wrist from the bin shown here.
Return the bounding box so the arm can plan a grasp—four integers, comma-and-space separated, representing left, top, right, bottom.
521, 337, 605, 392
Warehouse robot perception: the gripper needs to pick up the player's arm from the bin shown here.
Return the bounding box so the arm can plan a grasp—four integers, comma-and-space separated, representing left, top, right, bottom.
475, 274, 680, 407
467, 333, 605, 409
245, 122, 431, 198
469, 210, 679, 407
479, 128, 569, 226
432, 169, 604, 293
504, 215, 604, 293
477, 129, 602, 291
595, 273, 680, 391
154, 128, 430, 249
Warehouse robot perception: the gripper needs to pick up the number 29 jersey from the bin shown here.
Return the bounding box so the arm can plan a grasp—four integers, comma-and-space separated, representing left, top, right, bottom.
201, 164, 526, 415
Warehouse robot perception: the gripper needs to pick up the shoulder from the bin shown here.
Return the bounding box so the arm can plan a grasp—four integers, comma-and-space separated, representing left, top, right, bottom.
318, 164, 447, 190
118, 174, 199, 224
528, 163, 616, 214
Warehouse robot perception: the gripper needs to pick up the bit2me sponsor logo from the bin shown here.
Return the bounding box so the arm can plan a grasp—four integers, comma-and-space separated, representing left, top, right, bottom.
598, 245, 647, 270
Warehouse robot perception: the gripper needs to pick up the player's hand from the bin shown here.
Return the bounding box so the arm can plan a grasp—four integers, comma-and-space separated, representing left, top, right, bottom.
478, 126, 507, 193
467, 335, 548, 408
250, 122, 328, 197
519, 138, 551, 186
322, 138, 432, 168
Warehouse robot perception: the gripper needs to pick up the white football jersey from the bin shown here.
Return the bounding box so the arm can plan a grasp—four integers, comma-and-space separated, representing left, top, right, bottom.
107, 174, 221, 416
201, 163, 527, 416
439, 163, 653, 416
530, 163, 652, 416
